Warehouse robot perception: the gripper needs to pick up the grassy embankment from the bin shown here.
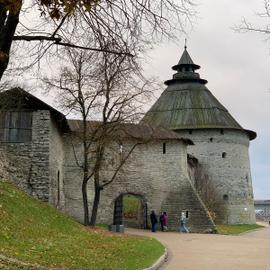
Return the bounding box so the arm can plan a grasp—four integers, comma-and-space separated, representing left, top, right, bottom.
216, 224, 264, 235
0, 181, 164, 270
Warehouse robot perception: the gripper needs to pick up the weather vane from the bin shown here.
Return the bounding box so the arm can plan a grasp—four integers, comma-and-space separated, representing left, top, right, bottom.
184, 38, 187, 50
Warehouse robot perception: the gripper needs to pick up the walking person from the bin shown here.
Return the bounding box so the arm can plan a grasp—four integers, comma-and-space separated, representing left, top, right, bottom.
163, 212, 168, 231
179, 212, 189, 233
159, 212, 165, 231
150, 210, 158, 232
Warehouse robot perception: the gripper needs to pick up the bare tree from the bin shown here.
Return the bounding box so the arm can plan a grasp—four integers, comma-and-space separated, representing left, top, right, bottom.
236, 0, 270, 41
0, 0, 195, 82
44, 41, 153, 226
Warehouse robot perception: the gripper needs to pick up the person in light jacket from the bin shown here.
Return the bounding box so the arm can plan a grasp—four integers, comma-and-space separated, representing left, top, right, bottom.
179, 212, 189, 233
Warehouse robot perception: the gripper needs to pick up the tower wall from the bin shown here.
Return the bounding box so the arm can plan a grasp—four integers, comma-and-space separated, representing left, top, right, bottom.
177, 128, 256, 224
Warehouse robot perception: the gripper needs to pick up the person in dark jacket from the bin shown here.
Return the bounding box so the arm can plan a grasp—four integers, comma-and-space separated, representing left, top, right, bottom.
163, 212, 168, 231
159, 212, 165, 231
150, 210, 158, 232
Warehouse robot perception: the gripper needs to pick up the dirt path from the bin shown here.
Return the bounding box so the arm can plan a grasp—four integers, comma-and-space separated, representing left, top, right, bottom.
127, 225, 270, 270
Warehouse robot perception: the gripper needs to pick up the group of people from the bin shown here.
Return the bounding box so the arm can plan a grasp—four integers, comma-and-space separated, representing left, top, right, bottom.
150, 210, 189, 233
150, 211, 168, 232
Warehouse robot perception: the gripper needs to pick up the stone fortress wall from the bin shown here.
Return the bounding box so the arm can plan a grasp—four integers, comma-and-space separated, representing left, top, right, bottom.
0, 108, 253, 230
0, 43, 259, 232
49, 116, 65, 209
177, 128, 256, 224
0, 89, 256, 231
0, 107, 254, 230
63, 135, 215, 232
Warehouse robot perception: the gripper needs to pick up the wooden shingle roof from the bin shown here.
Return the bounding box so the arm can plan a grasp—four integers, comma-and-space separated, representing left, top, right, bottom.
141, 48, 256, 140
68, 119, 194, 143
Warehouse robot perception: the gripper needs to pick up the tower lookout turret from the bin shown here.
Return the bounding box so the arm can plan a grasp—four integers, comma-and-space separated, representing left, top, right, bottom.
142, 47, 256, 140
141, 47, 256, 224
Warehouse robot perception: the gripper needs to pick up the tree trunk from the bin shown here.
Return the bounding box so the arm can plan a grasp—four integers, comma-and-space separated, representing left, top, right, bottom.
0, 2, 22, 81
90, 184, 101, 226
82, 178, 90, 226
81, 110, 90, 226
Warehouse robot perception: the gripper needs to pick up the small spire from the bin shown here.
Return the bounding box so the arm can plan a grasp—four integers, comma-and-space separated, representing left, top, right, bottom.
171, 44, 201, 72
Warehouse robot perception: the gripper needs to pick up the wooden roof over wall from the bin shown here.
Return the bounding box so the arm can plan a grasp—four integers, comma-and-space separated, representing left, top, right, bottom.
0, 88, 69, 132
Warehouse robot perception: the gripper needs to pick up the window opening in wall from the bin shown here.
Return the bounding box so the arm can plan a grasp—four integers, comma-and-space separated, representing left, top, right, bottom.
188, 129, 192, 134
57, 170, 60, 206
185, 210, 189, 218
222, 152, 227, 158
223, 194, 228, 201
163, 143, 166, 154
0, 111, 32, 142
220, 129, 224, 135
209, 137, 213, 142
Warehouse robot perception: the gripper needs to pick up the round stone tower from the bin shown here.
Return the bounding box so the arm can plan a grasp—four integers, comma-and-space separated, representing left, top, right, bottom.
141, 47, 256, 224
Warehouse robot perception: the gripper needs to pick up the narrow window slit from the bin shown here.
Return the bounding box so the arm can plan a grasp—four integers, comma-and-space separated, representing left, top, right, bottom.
163, 143, 166, 154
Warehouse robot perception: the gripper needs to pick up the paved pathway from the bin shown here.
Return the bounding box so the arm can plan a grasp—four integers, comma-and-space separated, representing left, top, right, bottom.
127, 224, 270, 270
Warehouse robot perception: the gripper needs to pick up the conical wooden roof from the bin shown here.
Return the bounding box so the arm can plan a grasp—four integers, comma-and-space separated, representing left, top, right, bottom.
141, 48, 256, 140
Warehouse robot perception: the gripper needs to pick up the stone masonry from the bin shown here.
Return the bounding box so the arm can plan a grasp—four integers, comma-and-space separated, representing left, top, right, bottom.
0, 110, 51, 201
179, 129, 256, 224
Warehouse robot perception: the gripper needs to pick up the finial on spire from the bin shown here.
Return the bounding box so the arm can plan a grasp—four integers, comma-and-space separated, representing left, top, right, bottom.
184, 38, 187, 50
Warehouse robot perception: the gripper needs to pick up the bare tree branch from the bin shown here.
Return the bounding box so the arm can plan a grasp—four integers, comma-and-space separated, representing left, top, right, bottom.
13, 35, 133, 56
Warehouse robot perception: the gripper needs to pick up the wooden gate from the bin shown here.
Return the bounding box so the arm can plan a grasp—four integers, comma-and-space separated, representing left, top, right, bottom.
113, 194, 123, 225
142, 200, 148, 229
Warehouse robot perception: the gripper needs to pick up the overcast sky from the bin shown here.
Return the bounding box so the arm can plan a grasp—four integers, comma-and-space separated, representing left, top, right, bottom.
32, 0, 270, 199
141, 0, 270, 200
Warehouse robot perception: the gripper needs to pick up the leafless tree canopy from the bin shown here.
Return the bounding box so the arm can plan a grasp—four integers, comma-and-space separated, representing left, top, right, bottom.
44, 40, 154, 226
0, 0, 195, 82
237, 0, 270, 41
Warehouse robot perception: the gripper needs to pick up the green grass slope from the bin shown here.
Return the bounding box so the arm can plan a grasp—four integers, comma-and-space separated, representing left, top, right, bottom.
0, 181, 164, 270
216, 224, 264, 235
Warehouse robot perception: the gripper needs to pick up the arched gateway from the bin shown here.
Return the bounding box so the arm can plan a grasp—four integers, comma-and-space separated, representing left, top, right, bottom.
113, 193, 148, 229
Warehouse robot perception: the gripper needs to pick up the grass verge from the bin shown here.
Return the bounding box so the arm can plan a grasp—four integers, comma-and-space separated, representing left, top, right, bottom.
0, 181, 164, 270
216, 224, 264, 235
